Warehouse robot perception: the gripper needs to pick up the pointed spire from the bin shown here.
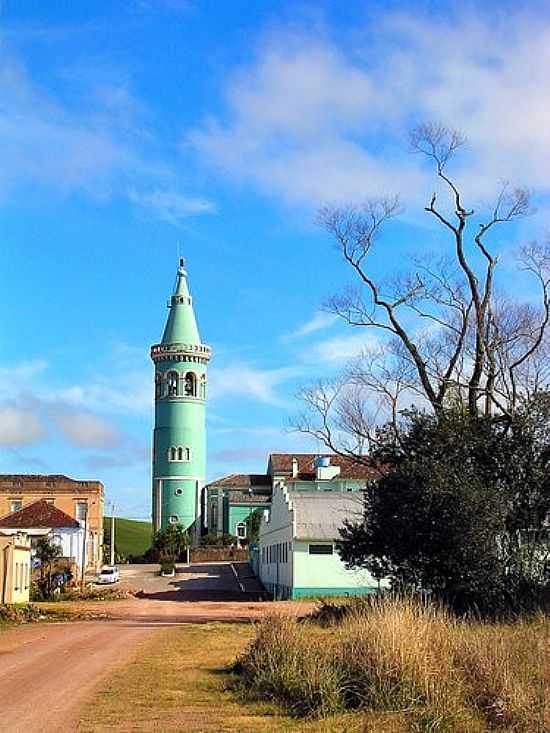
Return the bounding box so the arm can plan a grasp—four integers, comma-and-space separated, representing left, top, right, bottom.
161, 258, 201, 345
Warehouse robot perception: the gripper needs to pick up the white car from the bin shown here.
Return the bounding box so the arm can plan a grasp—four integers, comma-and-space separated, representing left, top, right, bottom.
96, 566, 120, 584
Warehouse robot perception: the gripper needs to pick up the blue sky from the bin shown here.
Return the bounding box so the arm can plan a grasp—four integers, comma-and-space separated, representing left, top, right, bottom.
1, 0, 549, 519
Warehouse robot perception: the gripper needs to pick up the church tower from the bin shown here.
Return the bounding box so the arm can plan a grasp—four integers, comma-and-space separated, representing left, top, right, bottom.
151, 258, 211, 539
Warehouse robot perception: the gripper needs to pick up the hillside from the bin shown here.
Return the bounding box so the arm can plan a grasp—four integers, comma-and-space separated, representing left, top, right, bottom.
104, 517, 153, 559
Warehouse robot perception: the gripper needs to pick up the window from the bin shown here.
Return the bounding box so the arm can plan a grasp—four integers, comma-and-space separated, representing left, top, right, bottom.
308, 544, 333, 555
75, 501, 88, 522
10, 499, 22, 513
200, 374, 206, 399
167, 371, 179, 397
168, 514, 179, 524
168, 446, 191, 462
184, 371, 197, 397
44, 498, 55, 504
155, 374, 162, 398
175, 488, 183, 496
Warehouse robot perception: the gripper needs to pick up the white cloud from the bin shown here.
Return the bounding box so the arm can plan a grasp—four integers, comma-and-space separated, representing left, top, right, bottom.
0, 359, 48, 388
307, 331, 378, 363
0, 404, 45, 446
208, 364, 301, 406
127, 189, 216, 223
0, 45, 213, 222
51, 408, 122, 449
284, 311, 338, 340
190, 12, 550, 206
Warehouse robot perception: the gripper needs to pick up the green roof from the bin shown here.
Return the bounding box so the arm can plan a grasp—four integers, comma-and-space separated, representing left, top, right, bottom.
161, 262, 201, 345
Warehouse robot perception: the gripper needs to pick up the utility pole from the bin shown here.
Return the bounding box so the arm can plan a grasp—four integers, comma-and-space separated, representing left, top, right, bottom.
110, 503, 116, 566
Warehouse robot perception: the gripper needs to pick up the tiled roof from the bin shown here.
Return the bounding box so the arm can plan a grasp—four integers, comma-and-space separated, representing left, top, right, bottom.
0, 474, 74, 481
289, 491, 364, 540
269, 453, 379, 481
0, 500, 80, 529
204, 474, 271, 489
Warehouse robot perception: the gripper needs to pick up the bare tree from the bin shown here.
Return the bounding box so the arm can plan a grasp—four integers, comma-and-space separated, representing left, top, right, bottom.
294, 124, 550, 452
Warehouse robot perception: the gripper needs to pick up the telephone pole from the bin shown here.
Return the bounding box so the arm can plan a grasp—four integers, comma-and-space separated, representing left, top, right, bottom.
110, 502, 116, 566
80, 506, 88, 592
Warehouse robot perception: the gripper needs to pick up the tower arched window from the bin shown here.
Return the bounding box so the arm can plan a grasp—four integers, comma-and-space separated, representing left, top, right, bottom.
167, 446, 192, 462
155, 373, 162, 399
184, 371, 197, 397
167, 371, 179, 397
200, 374, 206, 400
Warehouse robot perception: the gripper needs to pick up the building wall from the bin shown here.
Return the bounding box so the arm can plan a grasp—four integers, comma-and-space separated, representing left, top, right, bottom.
227, 503, 267, 538
292, 540, 383, 598
258, 485, 294, 598
0, 477, 104, 569
48, 527, 86, 569
0, 534, 31, 604
258, 481, 388, 599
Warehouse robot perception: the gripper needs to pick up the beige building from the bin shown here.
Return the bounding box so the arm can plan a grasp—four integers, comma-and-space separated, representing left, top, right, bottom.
0, 532, 31, 604
0, 475, 104, 569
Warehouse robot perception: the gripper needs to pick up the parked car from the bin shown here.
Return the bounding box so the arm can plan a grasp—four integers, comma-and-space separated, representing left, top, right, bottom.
96, 566, 119, 584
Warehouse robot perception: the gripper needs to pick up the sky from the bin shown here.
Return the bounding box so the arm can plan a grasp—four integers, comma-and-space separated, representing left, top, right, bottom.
1, 0, 549, 520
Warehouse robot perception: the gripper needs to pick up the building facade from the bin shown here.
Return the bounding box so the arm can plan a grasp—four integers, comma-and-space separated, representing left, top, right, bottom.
204, 453, 377, 547
258, 479, 388, 599
0, 500, 86, 571
151, 259, 211, 538
0, 532, 31, 604
208, 453, 385, 598
0, 474, 103, 569
203, 474, 271, 539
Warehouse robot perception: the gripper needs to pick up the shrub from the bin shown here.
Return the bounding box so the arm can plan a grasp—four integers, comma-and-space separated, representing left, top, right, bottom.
159, 559, 175, 575
233, 598, 549, 731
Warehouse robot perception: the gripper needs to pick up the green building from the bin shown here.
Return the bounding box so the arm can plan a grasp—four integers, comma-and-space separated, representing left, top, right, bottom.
151, 259, 211, 540
208, 453, 387, 598
203, 453, 374, 547
203, 474, 271, 540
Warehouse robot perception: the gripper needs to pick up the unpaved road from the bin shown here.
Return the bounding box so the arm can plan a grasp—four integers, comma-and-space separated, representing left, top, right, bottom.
0, 563, 313, 732
0, 620, 159, 733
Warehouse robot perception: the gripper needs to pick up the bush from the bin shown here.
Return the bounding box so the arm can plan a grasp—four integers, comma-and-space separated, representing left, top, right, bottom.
0, 603, 42, 624
233, 598, 549, 731
159, 559, 175, 575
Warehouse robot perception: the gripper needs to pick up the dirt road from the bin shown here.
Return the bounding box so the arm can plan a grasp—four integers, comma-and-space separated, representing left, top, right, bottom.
0, 620, 159, 733
0, 563, 313, 732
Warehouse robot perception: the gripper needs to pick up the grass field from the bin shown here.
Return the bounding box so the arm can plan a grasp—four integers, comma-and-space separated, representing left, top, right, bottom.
103, 516, 152, 559
237, 598, 550, 732
77, 623, 365, 733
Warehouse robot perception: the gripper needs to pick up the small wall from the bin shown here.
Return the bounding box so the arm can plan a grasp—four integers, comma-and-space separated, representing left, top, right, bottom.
190, 546, 248, 563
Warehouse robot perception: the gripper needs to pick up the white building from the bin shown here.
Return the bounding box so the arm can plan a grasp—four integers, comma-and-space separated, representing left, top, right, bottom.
0, 499, 87, 571
258, 478, 389, 599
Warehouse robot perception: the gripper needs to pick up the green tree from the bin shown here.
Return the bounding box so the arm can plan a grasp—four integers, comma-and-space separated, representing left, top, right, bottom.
152, 524, 189, 562
338, 409, 550, 616
34, 537, 63, 599
245, 509, 264, 545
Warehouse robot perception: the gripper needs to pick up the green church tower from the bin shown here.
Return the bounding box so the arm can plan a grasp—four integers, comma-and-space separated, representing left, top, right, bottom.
151, 258, 211, 540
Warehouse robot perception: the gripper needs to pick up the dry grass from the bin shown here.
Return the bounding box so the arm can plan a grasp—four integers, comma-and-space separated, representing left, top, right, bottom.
76, 622, 364, 732
236, 598, 550, 732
